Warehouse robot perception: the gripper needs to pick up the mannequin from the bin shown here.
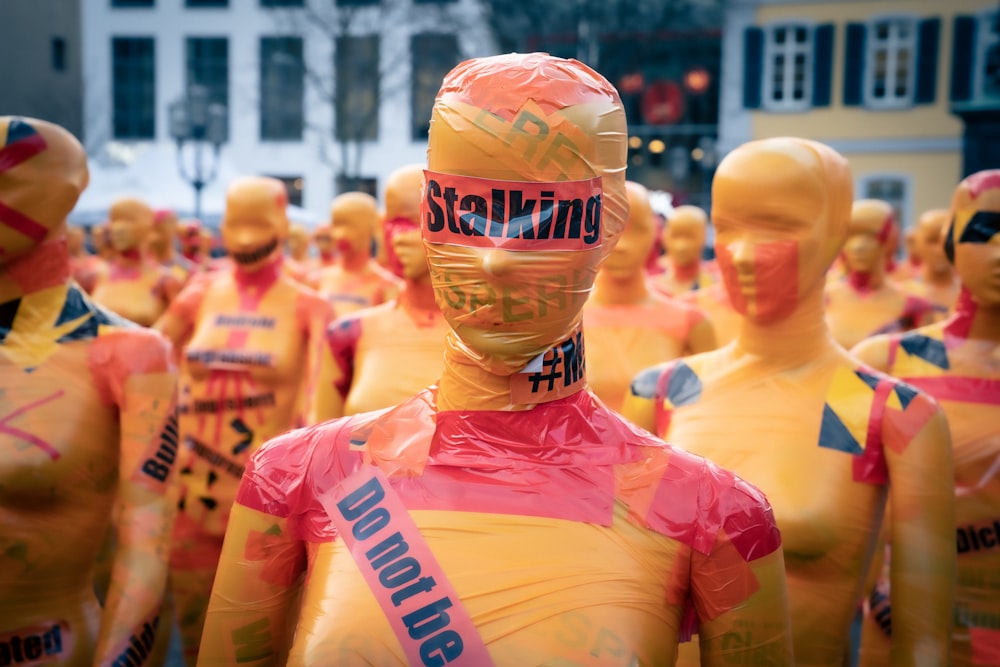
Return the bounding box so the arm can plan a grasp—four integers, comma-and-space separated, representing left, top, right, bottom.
314, 192, 402, 316
90, 196, 182, 326
310, 224, 338, 272
283, 223, 312, 285
315, 165, 447, 419
151, 208, 196, 286
66, 224, 104, 293
899, 208, 961, 313
198, 53, 791, 666
681, 282, 742, 346
825, 199, 937, 349
178, 219, 208, 270
853, 169, 1000, 667
584, 180, 716, 411
622, 137, 955, 665
651, 205, 716, 297
152, 176, 335, 665
0, 116, 178, 664
892, 227, 922, 283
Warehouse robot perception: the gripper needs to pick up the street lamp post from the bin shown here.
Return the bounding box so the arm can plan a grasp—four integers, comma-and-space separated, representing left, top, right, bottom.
168, 84, 227, 221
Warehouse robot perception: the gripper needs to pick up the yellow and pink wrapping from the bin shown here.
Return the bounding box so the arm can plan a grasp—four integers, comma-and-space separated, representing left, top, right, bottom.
199, 53, 791, 666
1, 116, 179, 665
622, 137, 955, 666
153, 176, 335, 664
584, 181, 716, 412
853, 169, 1000, 667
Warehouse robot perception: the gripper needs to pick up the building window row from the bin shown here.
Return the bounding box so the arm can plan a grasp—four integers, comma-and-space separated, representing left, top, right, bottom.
111, 33, 460, 141
744, 12, 999, 112
110, 1, 458, 7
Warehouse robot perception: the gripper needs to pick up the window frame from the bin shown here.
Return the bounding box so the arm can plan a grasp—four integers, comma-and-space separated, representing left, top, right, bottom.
761, 22, 814, 112
862, 15, 919, 110
259, 36, 305, 141
410, 32, 460, 140
186, 36, 230, 141
335, 34, 380, 142
111, 36, 156, 140
974, 8, 1000, 100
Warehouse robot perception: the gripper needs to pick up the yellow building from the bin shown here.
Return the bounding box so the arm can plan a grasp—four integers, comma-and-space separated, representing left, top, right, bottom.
720, 0, 1000, 230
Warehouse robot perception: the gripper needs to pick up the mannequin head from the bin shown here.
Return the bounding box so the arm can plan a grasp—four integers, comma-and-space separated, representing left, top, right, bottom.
285, 223, 310, 261
945, 169, 1000, 306
330, 192, 378, 261
914, 208, 951, 279
663, 205, 708, 269
383, 163, 425, 277
178, 219, 202, 258
712, 137, 852, 324
150, 208, 179, 259
221, 176, 289, 271
313, 224, 335, 259
421, 53, 627, 373
843, 199, 894, 278
0, 116, 89, 264
107, 196, 155, 254
600, 180, 656, 282
66, 226, 86, 256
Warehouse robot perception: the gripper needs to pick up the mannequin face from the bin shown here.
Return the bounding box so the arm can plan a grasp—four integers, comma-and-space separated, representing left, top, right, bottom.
914, 209, 950, 276
221, 177, 289, 270
663, 206, 707, 268
601, 181, 656, 281
313, 225, 335, 256
107, 197, 154, 253
949, 170, 1000, 305
387, 219, 427, 280
330, 193, 377, 258
843, 199, 893, 276
712, 138, 852, 323
285, 225, 309, 259
149, 210, 178, 256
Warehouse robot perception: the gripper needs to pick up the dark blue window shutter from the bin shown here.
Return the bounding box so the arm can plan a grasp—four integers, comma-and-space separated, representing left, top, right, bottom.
915, 18, 940, 104
812, 23, 835, 107
950, 15, 977, 102
743, 26, 764, 109
843, 22, 866, 106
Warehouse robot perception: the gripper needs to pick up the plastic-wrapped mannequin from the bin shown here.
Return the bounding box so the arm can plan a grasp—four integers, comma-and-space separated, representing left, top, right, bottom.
583, 180, 716, 412
66, 224, 104, 294
198, 53, 791, 666
315, 192, 402, 316
0, 117, 178, 664
899, 208, 961, 313
825, 199, 937, 349
151, 208, 196, 287
622, 137, 955, 666
91, 196, 183, 327
853, 169, 1000, 667
314, 165, 446, 419
651, 205, 716, 297
152, 176, 335, 665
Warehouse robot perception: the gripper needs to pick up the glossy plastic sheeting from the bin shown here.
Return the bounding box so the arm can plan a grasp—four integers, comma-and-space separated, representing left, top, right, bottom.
1, 116, 179, 666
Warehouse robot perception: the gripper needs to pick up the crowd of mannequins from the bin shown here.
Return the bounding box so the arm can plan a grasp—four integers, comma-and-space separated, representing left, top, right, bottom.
1, 51, 997, 667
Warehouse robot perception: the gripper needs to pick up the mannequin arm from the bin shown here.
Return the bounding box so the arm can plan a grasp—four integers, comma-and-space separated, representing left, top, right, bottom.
311, 316, 362, 423
298, 294, 335, 425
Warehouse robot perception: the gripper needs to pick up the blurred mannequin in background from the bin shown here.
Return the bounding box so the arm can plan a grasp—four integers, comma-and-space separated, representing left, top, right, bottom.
825, 199, 937, 349
151, 209, 196, 287
584, 180, 716, 412
284, 223, 312, 285
315, 192, 401, 316
623, 137, 955, 666
153, 176, 335, 665
310, 224, 338, 273
853, 169, 1000, 667
199, 53, 792, 666
1, 116, 178, 666
892, 226, 922, 283
316, 165, 445, 418
178, 219, 208, 271
651, 204, 716, 297
900, 208, 961, 313
91, 196, 182, 327
66, 225, 103, 294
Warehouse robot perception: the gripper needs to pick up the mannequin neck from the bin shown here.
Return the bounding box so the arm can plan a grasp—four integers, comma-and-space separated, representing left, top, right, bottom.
845, 267, 884, 292
319, 249, 336, 264
591, 270, 650, 305
669, 258, 700, 282
1, 238, 71, 303
233, 252, 284, 290
734, 286, 836, 364
339, 250, 370, 272
154, 244, 176, 263
113, 247, 144, 266
946, 287, 1000, 343
399, 273, 438, 311
920, 263, 955, 287
436, 328, 587, 412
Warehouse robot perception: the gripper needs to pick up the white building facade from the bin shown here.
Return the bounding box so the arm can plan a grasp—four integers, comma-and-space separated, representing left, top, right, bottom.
81, 0, 498, 221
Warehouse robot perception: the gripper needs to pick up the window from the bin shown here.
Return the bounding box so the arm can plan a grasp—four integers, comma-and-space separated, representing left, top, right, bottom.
864, 18, 917, 108
268, 175, 304, 207
976, 10, 1000, 99
336, 35, 379, 142
336, 174, 377, 198
186, 38, 229, 140
260, 37, 304, 140
111, 0, 154, 6
336, 0, 378, 6
186, 0, 228, 6
51, 37, 67, 71
260, 0, 304, 6
859, 174, 910, 233
411, 33, 460, 140
762, 24, 813, 111
112, 37, 155, 139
